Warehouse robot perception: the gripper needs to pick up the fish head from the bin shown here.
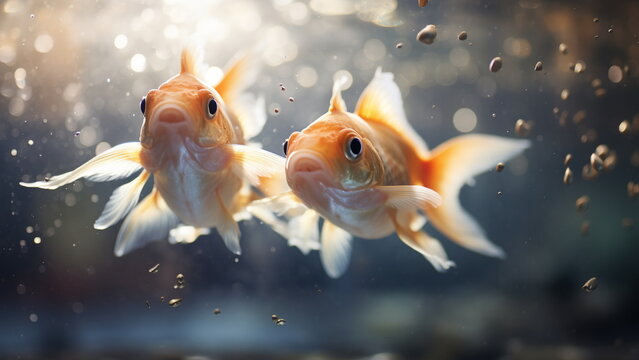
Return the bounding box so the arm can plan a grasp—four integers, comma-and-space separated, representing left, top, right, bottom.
139, 73, 235, 151
284, 112, 385, 198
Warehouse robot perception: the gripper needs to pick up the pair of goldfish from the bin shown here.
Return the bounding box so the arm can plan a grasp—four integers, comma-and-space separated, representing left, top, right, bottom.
22, 49, 529, 278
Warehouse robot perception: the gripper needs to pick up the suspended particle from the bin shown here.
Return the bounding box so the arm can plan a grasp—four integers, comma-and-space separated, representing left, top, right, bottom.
168, 298, 183, 307
593, 18, 599, 23
489, 57, 502, 72
594, 88, 607, 97
573, 61, 586, 74
628, 181, 639, 198
458, 31, 468, 41
591, 78, 602, 88
563, 167, 573, 185
148, 263, 160, 273
561, 89, 570, 100
590, 153, 604, 172
564, 153, 573, 166
276, 318, 286, 326
495, 162, 505, 172
582, 277, 598, 292
580, 221, 590, 236
395, 42, 403, 49
288, 97, 295, 102
271, 314, 279, 322
603, 151, 617, 171
160, 296, 165, 302
417, 25, 437, 45
176, 273, 184, 284
607, 28, 613, 33
74, 131, 80, 136
595, 144, 610, 159
418, 0, 428, 7
497, 191, 503, 196
145, 300, 151, 309
619, 120, 629, 134
274, 108, 280, 114
514, 119, 531, 137
213, 308, 221, 315
582, 164, 599, 181
559, 43, 568, 54
534, 61, 543, 71
575, 196, 590, 211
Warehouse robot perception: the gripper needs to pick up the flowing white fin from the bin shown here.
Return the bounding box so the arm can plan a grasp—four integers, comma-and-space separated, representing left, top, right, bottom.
422, 134, 531, 258
227, 144, 286, 187
215, 190, 242, 255
114, 188, 178, 257
329, 74, 349, 112
229, 93, 266, 140
287, 208, 320, 254
376, 185, 442, 210
94, 170, 150, 230
249, 191, 307, 217
169, 225, 210, 244
320, 220, 353, 278
354, 68, 429, 157
390, 209, 455, 271
20, 142, 142, 190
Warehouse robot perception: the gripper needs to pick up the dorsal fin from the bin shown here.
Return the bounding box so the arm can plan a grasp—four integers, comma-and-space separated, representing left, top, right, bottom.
329, 75, 349, 112
215, 49, 260, 104
354, 68, 429, 157
180, 48, 198, 74
214, 49, 265, 140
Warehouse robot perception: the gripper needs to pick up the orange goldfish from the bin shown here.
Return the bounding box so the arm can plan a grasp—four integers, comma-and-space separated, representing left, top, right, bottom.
21, 49, 287, 256
268, 69, 530, 278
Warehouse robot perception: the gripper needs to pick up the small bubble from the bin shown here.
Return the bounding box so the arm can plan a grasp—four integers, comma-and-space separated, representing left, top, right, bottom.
590, 153, 604, 172
559, 43, 568, 55
213, 308, 221, 315
561, 89, 570, 100
288, 97, 295, 102
274, 108, 280, 114
29, 313, 38, 322
576, 196, 590, 211
564, 154, 572, 166
33, 236, 41, 244
30, 14, 35, 19
458, 31, 468, 41
10, 149, 17, 156
495, 162, 505, 172
168, 298, 182, 307
395, 42, 403, 49
27, 139, 33, 146
489, 57, 502, 72
145, 300, 151, 309
75, 131, 80, 136
534, 61, 543, 71
514, 119, 531, 137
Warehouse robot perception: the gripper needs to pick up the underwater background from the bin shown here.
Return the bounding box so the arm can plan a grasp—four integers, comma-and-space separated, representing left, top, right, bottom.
1, 0, 639, 358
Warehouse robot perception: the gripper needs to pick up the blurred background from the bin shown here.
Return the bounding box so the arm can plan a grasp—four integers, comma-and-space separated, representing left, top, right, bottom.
1, 0, 639, 359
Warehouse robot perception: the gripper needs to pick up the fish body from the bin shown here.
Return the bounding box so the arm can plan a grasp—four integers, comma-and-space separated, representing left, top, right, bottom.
22, 49, 286, 256
274, 69, 530, 278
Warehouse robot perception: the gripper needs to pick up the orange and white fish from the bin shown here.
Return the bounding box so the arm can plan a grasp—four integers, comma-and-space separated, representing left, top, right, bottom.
266, 69, 530, 278
21, 49, 287, 256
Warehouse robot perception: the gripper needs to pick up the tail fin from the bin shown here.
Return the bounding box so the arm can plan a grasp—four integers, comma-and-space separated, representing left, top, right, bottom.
422, 134, 530, 258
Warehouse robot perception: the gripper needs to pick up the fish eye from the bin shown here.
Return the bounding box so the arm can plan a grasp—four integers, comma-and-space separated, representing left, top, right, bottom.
282, 139, 288, 156
140, 97, 146, 115
207, 98, 218, 118
345, 137, 362, 161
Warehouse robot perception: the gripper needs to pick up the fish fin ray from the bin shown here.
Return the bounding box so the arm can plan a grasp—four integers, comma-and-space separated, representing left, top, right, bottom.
376, 185, 442, 211
169, 225, 210, 244
20, 142, 142, 190
114, 188, 179, 256
227, 144, 286, 187
390, 209, 455, 271
94, 170, 150, 230
229, 93, 266, 140
354, 68, 429, 156
215, 48, 261, 104
423, 134, 530, 257
320, 220, 353, 278
329, 74, 349, 112
215, 190, 242, 255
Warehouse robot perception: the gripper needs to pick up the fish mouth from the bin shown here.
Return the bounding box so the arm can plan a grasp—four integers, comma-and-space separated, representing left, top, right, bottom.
149, 103, 195, 137
286, 150, 335, 190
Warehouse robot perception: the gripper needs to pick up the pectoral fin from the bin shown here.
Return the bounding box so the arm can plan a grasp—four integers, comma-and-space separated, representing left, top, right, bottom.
390, 209, 455, 272
114, 188, 178, 257
20, 142, 143, 190
287, 208, 321, 255
94, 170, 150, 230
215, 189, 242, 255
320, 221, 353, 279
227, 144, 286, 188
169, 225, 211, 244
376, 185, 442, 211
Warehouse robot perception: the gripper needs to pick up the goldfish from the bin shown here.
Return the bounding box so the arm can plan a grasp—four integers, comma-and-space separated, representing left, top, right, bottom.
264, 69, 530, 278
21, 48, 288, 256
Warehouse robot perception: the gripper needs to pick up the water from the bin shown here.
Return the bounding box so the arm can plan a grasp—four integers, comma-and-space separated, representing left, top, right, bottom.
2, 0, 639, 358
